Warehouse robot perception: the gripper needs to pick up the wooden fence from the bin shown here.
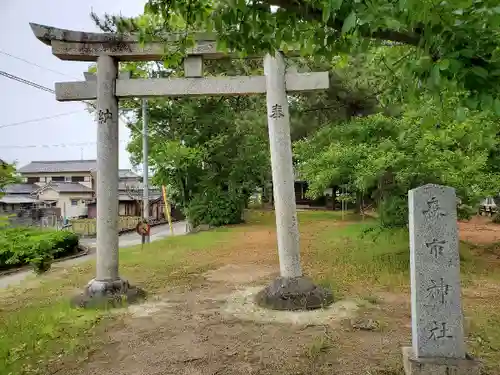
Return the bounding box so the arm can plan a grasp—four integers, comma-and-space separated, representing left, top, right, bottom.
70, 216, 142, 237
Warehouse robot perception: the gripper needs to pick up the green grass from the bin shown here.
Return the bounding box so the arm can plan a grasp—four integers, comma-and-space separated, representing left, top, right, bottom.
1, 210, 500, 374
0, 227, 237, 375
305, 219, 488, 296
300, 214, 500, 373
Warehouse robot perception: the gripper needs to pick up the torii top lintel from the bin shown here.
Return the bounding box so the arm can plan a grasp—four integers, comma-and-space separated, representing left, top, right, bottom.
29, 23, 227, 62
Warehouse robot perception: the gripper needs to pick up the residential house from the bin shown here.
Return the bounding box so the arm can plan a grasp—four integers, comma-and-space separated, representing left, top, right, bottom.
35, 182, 94, 218
0, 183, 40, 212
5, 159, 175, 221
12, 160, 96, 218
18, 160, 94, 188
87, 169, 170, 221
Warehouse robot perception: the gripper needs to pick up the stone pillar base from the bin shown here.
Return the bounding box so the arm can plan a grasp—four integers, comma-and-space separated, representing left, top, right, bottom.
71, 278, 146, 309
255, 276, 333, 311
402, 347, 481, 375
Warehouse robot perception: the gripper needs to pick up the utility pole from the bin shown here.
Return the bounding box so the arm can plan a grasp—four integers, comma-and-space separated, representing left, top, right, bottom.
142, 98, 150, 243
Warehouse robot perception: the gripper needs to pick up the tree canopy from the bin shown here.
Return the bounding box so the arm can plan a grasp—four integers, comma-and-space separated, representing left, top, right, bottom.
132, 0, 500, 113
0, 160, 18, 191
93, 2, 500, 228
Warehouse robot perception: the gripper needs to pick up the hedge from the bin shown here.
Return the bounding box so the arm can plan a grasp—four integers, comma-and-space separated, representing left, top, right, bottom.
0, 227, 79, 270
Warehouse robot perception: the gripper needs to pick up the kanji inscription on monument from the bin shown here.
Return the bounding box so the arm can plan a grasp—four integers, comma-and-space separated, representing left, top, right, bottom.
408, 184, 466, 359
97, 109, 113, 124
269, 104, 285, 119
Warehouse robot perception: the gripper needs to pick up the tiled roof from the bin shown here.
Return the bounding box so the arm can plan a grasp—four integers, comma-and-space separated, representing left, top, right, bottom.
1, 183, 38, 194
119, 169, 140, 179
0, 195, 39, 204
18, 160, 97, 173
46, 182, 94, 193
118, 181, 160, 192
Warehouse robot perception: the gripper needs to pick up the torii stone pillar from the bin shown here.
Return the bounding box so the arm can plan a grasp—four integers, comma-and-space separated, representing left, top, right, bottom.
254, 52, 333, 310
81, 55, 145, 306
95, 55, 120, 283
29, 22, 333, 310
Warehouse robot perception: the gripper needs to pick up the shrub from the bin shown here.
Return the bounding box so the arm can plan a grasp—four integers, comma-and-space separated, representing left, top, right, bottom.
186, 188, 245, 228
0, 228, 79, 270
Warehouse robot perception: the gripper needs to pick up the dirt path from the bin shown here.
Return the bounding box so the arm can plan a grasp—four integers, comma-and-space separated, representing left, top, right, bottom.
49, 261, 411, 375
459, 216, 500, 245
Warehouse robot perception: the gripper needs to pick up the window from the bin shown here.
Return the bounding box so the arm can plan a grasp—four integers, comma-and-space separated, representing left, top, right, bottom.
27, 177, 39, 184
65, 176, 71, 182
71, 176, 85, 182
51, 176, 65, 182
70, 199, 78, 206
84, 176, 91, 182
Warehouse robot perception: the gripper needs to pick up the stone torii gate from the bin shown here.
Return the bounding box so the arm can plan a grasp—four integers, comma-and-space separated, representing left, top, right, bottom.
30, 23, 333, 310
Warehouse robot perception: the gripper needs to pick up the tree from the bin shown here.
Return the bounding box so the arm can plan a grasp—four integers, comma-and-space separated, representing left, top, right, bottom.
126, 94, 270, 227
136, 0, 500, 113
295, 91, 500, 226
0, 160, 19, 191
92, 6, 500, 227
89, 14, 274, 227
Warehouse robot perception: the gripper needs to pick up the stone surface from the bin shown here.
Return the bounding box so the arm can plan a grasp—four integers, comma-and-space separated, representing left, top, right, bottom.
225, 286, 355, 324
29, 23, 313, 62
96, 54, 120, 282
55, 72, 329, 101
408, 184, 466, 358
184, 56, 204, 77
402, 347, 481, 375
71, 278, 146, 309
264, 52, 302, 278
255, 276, 334, 311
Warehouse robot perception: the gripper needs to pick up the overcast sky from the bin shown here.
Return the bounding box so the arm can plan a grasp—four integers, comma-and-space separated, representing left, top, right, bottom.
0, 0, 146, 170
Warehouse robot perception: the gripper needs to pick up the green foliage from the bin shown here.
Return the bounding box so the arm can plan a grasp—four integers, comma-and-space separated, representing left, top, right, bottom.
0, 160, 19, 194
135, 0, 500, 111
377, 195, 408, 228
30, 252, 54, 275
144, 94, 270, 226
296, 91, 500, 227
0, 228, 79, 271
186, 187, 245, 227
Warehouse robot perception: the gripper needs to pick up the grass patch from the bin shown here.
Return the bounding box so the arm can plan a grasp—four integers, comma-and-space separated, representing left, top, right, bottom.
304, 220, 488, 295
0, 227, 237, 375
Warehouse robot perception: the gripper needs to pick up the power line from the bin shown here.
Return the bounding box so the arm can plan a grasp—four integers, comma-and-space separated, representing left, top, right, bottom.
0, 70, 55, 94
0, 61, 159, 139
0, 140, 128, 150
0, 68, 139, 130
0, 110, 85, 130
0, 50, 78, 79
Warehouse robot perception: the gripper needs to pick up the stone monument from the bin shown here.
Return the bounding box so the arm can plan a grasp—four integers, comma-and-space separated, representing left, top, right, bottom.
29, 23, 333, 310
402, 184, 480, 374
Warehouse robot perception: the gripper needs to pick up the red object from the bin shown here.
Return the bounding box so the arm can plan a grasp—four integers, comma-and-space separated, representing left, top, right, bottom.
136, 222, 151, 236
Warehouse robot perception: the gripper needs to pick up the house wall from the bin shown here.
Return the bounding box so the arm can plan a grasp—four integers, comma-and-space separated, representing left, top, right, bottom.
119, 201, 140, 216
37, 188, 93, 218
21, 172, 93, 188
58, 192, 93, 218
37, 188, 59, 201
88, 201, 140, 219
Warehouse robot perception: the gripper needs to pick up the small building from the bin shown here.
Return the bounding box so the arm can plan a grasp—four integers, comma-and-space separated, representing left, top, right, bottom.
0, 183, 39, 212
35, 182, 94, 218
